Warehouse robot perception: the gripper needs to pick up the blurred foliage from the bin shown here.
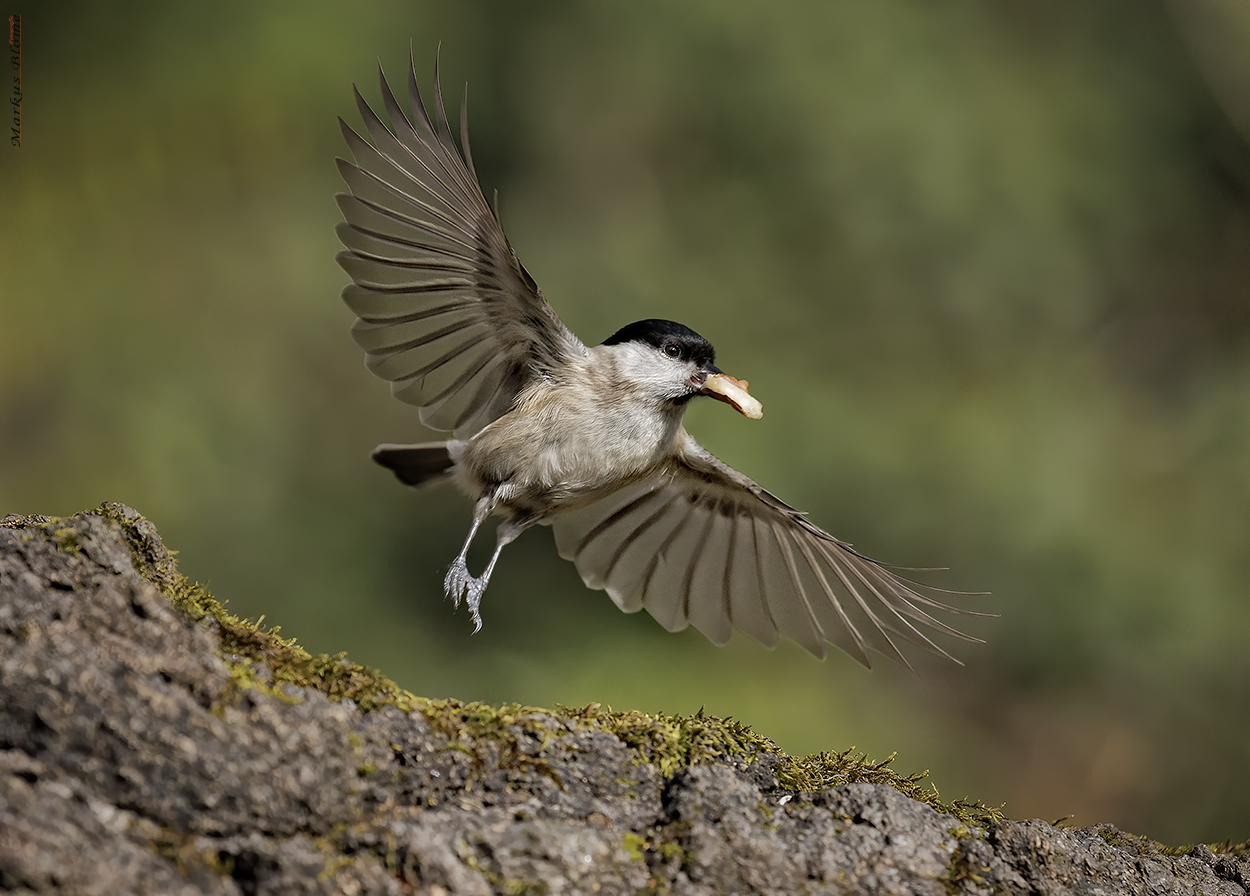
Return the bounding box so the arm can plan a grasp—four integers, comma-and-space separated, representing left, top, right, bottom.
3, 0, 1249, 844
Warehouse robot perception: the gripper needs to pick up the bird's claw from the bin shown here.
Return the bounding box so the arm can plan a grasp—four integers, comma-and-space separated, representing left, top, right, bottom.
444, 558, 469, 605
466, 585, 485, 633
444, 558, 486, 633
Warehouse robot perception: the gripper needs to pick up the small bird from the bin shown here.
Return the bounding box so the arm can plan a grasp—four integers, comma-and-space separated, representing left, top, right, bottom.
335, 53, 986, 668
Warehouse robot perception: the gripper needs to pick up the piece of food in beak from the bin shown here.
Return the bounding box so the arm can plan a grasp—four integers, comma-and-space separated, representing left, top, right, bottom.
702, 373, 764, 419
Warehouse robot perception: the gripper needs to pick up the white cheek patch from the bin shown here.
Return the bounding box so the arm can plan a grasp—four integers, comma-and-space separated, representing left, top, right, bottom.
703, 373, 764, 419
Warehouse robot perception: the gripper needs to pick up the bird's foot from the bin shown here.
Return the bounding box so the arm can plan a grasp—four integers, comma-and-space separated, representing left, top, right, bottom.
444, 557, 470, 605
444, 558, 487, 633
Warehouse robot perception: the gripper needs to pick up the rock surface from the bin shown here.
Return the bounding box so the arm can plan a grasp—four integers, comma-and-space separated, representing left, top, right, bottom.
1, 504, 1246, 895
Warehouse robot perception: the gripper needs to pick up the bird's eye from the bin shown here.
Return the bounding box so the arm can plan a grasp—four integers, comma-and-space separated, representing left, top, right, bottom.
663, 344, 680, 358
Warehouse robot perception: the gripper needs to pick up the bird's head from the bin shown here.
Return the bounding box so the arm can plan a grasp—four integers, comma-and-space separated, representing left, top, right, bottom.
599, 319, 763, 418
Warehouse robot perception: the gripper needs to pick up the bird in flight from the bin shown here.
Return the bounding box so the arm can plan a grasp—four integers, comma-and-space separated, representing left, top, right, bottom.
334, 52, 987, 668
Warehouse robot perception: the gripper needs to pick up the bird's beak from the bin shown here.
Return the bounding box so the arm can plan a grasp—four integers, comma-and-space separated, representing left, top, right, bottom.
701, 370, 764, 419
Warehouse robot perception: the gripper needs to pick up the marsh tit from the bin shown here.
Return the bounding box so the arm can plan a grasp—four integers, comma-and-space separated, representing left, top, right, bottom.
335, 54, 986, 668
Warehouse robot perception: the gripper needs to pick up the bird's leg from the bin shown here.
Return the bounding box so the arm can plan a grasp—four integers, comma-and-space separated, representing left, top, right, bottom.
444, 491, 498, 611
461, 514, 538, 633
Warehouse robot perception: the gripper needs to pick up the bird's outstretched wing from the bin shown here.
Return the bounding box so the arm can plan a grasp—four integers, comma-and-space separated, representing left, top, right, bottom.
335, 54, 585, 438
552, 431, 988, 668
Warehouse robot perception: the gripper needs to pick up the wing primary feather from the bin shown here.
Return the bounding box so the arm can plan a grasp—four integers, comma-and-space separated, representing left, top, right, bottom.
679, 502, 720, 621
826, 537, 993, 602
748, 513, 780, 634
886, 579, 996, 617
341, 283, 475, 322
404, 52, 481, 203
336, 219, 477, 266
337, 188, 478, 255
383, 65, 483, 212
725, 511, 778, 648
344, 278, 479, 298
813, 539, 948, 666
373, 66, 476, 203
459, 84, 480, 185
358, 315, 480, 356
405, 50, 451, 163
792, 535, 873, 666
768, 520, 820, 636
839, 552, 982, 648
353, 85, 468, 222
385, 331, 491, 385
350, 306, 475, 352
767, 520, 827, 658
334, 195, 473, 264
336, 150, 470, 235
811, 539, 910, 658
836, 547, 993, 622
337, 254, 473, 286
722, 508, 739, 627
425, 54, 477, 198
856, 583, 985, 643
348, 279, 503, 299
378, 66, 475, 203
351, 298, 472, 328
430, 55, 459, 153
339, 249, 473, 279
336, 125, 468, 228
805, 537, 912, 669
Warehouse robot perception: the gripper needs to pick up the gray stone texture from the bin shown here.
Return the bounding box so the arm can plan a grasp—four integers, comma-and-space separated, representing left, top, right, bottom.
2, 506, 1246, 894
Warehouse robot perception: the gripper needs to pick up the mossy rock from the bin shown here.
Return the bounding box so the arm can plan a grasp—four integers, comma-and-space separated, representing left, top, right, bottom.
1, 503, 1244, 895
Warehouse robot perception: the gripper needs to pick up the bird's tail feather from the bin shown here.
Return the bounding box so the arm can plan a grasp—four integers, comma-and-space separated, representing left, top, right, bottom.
372, 442, 455, 488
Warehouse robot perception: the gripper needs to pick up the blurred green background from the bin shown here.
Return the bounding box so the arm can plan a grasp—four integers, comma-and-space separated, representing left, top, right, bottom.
3, 0, 1249, 845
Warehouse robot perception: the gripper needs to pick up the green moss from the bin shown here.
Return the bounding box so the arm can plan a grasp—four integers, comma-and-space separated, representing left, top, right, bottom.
1095, 826, 1250, 859
212, 658, 303, 715
1207, 838, 1250, 857
941, 842, 991, 894
566, 704, 773, 779
0, 514, 81, 557
91, 502, 428, 715
554, 705, 1003, 827
1097, 827, 1124, 847
51, 526, 81, 556
32, 503, 1002, 825
316, 854, 358, 885
656, 836, 691, 867
622, 831, 647, 862
461, 848, 541, 895
781, 748, 1006, 828
20, 503, 1242, 857
151, 828, 234, 877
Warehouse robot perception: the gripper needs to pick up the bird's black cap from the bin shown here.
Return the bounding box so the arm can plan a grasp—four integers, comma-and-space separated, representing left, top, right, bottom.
601, 319, 718, 368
